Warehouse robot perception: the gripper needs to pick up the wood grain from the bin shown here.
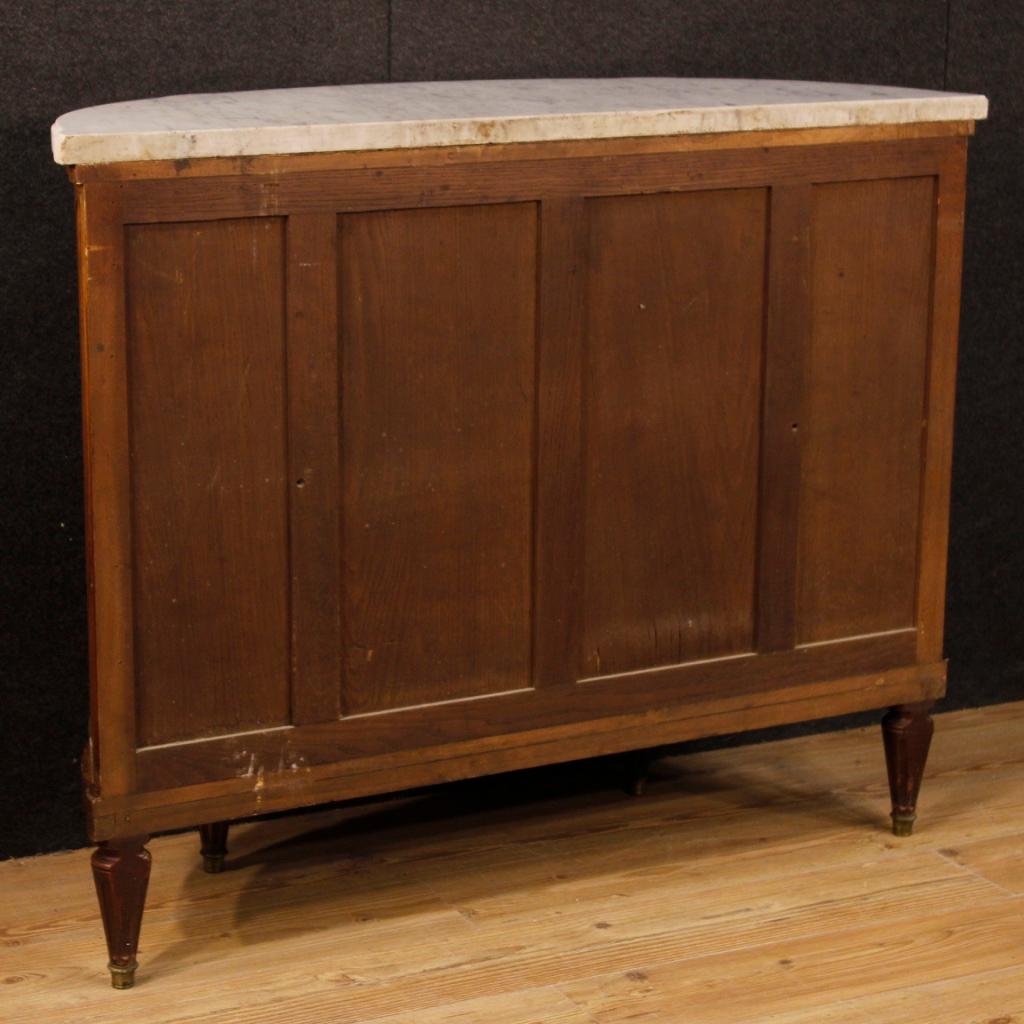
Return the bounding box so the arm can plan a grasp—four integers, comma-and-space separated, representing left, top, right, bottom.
68, 120, 975, 183
561, 902, 1024, 1024
532, 198, 587, 689
77, 183, 136, 795
3, 702, 1022, 1024
759, 966, 1024, 1024
286, 214, 342, 724
582, 187, 766, 675
756, 184, 811, 653
939, 833, 1024, 894
338, 203, 537, 714
126, 218, 290, 745
127, 632, 922, 793
796, 176, 934, 645
915, 143, 969, 662
114, 650, 940, 837
110, 139, 953, 224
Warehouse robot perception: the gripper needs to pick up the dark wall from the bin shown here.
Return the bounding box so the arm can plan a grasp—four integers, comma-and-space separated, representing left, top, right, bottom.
2, 1, 1020, 860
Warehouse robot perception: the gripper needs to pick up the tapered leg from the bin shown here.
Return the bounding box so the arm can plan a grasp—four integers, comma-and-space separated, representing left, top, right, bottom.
91, 836, 152, 989
882, 701, 935, 836
623, 749, 657, 797
199, 821, 230, 874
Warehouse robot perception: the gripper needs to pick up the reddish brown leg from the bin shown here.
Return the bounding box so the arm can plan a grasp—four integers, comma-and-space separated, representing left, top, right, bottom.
624, 749, 656, 797
91, 836, 152, 989
199, 821, 230, 873
882, 701, 935, 837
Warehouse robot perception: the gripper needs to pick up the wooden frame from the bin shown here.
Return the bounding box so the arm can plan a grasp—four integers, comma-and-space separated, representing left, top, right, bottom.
75, 123, 970, 843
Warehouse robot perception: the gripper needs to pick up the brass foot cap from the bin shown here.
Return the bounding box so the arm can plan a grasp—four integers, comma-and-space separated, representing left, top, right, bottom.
891, 814, 916, 838
109, 961, 137, 990
202, 854, 226, 874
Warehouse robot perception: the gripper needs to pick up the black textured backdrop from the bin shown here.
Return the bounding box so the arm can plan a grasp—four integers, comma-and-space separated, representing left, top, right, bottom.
1, 2, 1020, 860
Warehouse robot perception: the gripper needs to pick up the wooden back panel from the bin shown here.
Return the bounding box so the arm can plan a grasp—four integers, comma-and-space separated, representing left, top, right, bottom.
339, 203, 537, 713
74, 130, 968, 823
582, 188, 766, 675
797, 177, 935, 644
126, 218, 291, 746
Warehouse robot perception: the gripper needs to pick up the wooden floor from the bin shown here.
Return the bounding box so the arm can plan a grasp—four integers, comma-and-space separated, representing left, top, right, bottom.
3, 702, 1024, 1023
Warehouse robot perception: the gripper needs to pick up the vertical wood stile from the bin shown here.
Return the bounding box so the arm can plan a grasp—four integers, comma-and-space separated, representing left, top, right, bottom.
287, 213, 342, 724
756, 184, 812, 653
916, 142, 969, 662
533, 197, 588, 687
79, 182, 136, 793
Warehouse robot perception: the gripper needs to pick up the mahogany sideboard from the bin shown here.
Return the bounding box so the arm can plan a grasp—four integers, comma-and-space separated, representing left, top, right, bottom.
52, 78, 988, 988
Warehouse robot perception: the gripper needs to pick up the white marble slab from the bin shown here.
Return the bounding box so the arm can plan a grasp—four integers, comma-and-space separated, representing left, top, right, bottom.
52, 78, 988, 166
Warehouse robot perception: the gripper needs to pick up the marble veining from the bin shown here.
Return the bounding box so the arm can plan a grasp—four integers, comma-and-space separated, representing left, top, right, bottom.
51, 78, 989, 166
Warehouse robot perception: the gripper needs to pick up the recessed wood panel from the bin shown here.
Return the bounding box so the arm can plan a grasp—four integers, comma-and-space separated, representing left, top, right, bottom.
127, 218, 290, 746
339, 203, 536, 714
796, 177, 934, 644
582, 189, 767, 677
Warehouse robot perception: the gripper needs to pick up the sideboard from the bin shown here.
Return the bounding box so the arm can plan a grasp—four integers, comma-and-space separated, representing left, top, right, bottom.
52, 78, 988, 988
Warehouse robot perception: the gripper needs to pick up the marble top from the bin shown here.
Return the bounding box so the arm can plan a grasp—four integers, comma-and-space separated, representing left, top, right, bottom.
51, 78, 988, 166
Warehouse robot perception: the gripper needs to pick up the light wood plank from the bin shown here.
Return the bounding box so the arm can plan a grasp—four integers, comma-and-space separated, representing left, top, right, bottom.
938, 832, 1024, 894
560, 901, 1024, 1023
760, 964, 1024, 1024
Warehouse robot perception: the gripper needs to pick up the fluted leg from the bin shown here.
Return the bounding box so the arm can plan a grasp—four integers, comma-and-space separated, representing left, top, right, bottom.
91, 836, 152, 989
199, 821, 230, 874
882, 701, 935, 837
623, 749, 656, 797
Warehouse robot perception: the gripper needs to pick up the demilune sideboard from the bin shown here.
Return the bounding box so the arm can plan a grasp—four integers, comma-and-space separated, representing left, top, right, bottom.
52, 78, 988, 988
